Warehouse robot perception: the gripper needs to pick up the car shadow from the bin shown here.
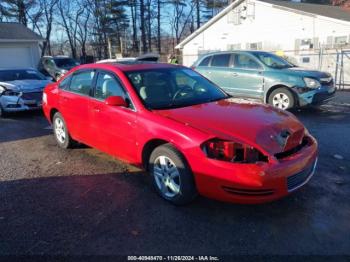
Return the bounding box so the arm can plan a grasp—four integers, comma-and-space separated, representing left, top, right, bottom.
0, 169, 332, 255
0, 110, 51, 143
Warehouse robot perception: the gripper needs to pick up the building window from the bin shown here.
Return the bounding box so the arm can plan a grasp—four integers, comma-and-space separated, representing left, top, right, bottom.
302, 57, 310, 63
227, 44, 241, 50
334, 36, 348, 47
247, 42, 262, 50
300, 38, 313, 49
227, 9, 241, 25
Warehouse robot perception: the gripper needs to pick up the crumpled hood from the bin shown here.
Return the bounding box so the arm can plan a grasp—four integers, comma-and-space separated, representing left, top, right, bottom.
0, 80, 50, 92
282, 67, 331, 79
155, 99, 305, 155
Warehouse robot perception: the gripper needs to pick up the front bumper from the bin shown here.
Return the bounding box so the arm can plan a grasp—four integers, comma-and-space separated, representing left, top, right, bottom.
297, 84, 336, 107
0, 95, 42, 112
186, 136, 318, 204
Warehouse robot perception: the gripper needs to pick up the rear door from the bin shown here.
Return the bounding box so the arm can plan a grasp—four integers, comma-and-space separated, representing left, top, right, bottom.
230, 53, 264, 99
198, 54, 234, 93
58, 69, 96, 143
89, 70, 137, 162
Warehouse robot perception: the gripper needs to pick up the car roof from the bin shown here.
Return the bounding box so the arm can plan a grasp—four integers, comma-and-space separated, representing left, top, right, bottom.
200, 50, 270, 56
76, 62, 183, 72
0, 68, 38, 71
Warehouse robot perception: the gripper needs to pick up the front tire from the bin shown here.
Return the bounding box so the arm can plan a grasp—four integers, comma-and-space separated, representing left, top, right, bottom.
268, 87, 295, 110
52, 112, 74, 149
149, 144, 197, 205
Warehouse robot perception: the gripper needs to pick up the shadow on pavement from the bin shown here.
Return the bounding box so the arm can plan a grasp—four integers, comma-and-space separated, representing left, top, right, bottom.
0, 110, 51, 143
0, 169, 348, 256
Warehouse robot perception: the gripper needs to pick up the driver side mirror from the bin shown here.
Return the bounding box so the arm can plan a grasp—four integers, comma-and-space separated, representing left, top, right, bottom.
105, 96, 128, 107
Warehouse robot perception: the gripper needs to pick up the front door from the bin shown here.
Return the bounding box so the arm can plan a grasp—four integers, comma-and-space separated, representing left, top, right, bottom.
89, 70, 137, 162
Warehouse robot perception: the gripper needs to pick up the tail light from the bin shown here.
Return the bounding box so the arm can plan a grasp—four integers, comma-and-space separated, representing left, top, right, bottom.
202, 139, 268, 163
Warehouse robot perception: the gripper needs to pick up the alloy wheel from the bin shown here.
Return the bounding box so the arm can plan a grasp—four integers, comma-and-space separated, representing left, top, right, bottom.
272, 93, 290, 109
153, 155, 181, 198
54, 117, 66, 144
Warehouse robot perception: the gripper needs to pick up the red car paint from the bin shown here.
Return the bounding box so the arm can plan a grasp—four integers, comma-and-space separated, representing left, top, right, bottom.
43, 63, 318, 204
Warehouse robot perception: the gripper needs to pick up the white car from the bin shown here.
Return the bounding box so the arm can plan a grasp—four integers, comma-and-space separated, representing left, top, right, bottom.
0, 69, 52, 117
96, 53, 159, 64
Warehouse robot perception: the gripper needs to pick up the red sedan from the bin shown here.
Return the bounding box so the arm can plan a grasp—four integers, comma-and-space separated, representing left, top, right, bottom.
42, 63, 318, 205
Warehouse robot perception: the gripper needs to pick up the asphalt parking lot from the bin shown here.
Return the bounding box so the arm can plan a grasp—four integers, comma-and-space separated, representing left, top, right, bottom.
0, 92, 349, 258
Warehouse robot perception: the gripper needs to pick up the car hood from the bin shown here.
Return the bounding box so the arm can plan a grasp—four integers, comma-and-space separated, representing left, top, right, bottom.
154, 99, 305, 155
0, 80, 50, 92
282, 67, 331, 78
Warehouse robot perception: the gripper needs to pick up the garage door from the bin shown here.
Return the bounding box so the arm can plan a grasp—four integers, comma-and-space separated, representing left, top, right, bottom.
0, 46, 33, 68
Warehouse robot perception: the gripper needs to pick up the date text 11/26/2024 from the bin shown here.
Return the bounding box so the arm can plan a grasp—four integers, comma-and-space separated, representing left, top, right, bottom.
127, 256, 220, 261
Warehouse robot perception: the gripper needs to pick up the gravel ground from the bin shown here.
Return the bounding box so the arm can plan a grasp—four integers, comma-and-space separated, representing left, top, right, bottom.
0, 92, 349, 259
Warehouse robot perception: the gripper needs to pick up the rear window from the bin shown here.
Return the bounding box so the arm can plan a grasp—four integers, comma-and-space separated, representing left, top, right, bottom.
198, 56, 211, 66
69, 70, 95, 96
211, 54, 231, 67
0, 70, 45, 81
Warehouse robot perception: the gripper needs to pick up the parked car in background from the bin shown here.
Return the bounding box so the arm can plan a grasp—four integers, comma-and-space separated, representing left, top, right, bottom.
96, 53, 159, 64
43, 62, 317, 205
38, 56, 80, 81
192, 51, 336, 110
0, 68, 52, 117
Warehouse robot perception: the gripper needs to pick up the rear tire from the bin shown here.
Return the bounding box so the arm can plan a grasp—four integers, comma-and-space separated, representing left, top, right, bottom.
268, 87, 295, 110
52, 112, 74, 149
149, 144, 197, 205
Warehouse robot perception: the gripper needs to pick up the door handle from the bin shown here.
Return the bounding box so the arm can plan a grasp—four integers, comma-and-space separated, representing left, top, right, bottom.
93, 107, 100, 113
232, 73, 238, 77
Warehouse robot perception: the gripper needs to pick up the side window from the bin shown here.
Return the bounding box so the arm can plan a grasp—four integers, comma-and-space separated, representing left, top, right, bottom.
69, 70, 95, 96
211, 54, 231, 67
198, 56, 211, 67
234, 54, 261, 70
94, 72, 125, 100
59, 75, 71, 89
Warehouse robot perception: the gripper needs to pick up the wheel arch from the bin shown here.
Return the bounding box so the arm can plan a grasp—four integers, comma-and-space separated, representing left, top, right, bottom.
141, 139, 170, 170
265, 84, 299, 106
50, 108, 59, 122
141, 138, 192, 171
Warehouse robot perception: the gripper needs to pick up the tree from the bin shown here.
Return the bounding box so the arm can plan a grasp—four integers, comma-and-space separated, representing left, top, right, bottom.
37, 0, 58, 56
57, 0, 86, 59
203, 0, 228, 19
0, 0, 36, 26
169, 0, 195, 45
140, 0, 147, 52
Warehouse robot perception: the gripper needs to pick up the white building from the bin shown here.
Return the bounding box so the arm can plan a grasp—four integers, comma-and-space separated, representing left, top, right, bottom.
176, 0, 350, 86
0, 23, 44, 68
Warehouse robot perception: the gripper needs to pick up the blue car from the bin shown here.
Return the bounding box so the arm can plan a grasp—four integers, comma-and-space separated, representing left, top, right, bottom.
0, 68, 52, 117
192, 51, 336, 109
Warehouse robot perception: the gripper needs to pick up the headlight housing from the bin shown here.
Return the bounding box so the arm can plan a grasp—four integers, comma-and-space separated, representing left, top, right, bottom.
3, 90, 21, 96
304, 77, 321, 89
0, 85, 5, 94
202, 139, 268, 163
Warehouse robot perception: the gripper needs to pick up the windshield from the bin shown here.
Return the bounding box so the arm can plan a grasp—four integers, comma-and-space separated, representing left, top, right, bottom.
0, 69, 46, 81
253, 52, 294, 69
53, 58, 79, 68
126, 68, 229, 110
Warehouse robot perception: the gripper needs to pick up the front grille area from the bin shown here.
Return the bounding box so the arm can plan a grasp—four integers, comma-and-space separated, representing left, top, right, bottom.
275, 136, 311, 160
21, 92, 43, 101
287, 161, 315, 191
222, 186, 274, 196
